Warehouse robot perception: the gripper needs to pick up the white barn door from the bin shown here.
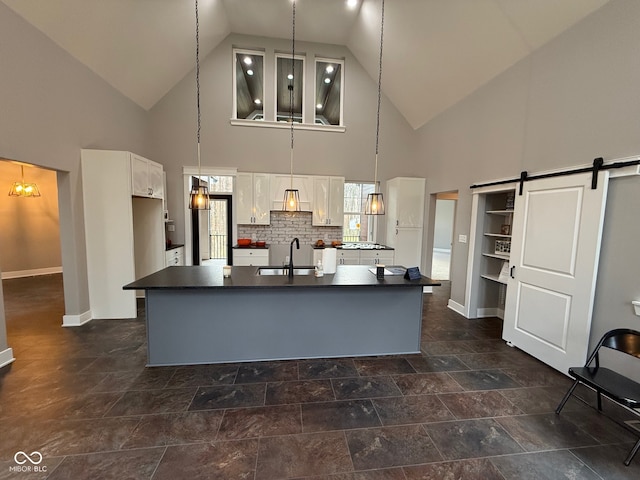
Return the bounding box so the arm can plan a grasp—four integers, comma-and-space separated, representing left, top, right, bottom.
503, 171, 609, 374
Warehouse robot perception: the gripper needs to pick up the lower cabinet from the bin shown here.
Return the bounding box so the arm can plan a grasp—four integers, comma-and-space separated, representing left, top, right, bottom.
165, 246, 184, 267
233, 248, 269, 266
359, 250, 395, 266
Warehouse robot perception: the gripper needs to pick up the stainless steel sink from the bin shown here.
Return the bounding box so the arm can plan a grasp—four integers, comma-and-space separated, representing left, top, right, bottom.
256, 267, 315, 276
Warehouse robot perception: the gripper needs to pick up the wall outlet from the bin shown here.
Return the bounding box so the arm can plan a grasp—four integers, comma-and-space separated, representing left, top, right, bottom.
167, 224, 176, 232
458, 234, 467, 243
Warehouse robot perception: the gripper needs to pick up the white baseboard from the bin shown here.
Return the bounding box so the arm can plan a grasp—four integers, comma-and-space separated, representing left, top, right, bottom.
447, 299, 467, 317
0, 347, 15, 368
477, 307, 503, 318
433, 248, 451, 253
422, 286, 433, 294
62, 310, 92, 327
1, 266, 63, 280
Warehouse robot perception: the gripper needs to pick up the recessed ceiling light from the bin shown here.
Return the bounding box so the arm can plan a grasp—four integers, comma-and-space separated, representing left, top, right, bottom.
316, 103, 323, 109
324, 78, 331, 84
325, 65, 334, 74
346, 0, 358, 10
287, 73, 294, 80
243, 56, 252, 65
247, 69, 254, 76
254, 99, 261, 105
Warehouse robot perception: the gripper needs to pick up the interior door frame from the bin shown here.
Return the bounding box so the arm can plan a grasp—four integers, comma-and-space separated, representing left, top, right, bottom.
209, 194, 233, 264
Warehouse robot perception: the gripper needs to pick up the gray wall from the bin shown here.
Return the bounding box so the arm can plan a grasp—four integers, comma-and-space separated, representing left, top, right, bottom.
0, 162, 61, 274
149, 33, 420, 246
0, 2, 150, 350
414, 0, 640, 355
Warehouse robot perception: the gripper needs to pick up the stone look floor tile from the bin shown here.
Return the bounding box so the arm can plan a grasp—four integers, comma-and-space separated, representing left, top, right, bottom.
256, 432, 353, 479
122, 410, 224, 448
105, 387, 197, 416
188, 383, 266, 411
392, 372, 463, 395
332, 376, 403, 400
571, 444, 640, 479
165, 364, 238, 388
448, 370, 520, 391
235, 361, 299, 384
372, 395, 454, 425
302, 399, 381, 432
406, 355, 470, 372
217, 404, 302, 439
153, 439, 259, 480
403, 458, 505, 480
425, 419, 523, 460
437, 390, 522, 419
266, 379, 335, 405
496, 413, 601, 451
499, 386, 586, 414
298, 359, 359, 379
490, 450, 602, 480
353, 358, 417, 376
346, 425, 442, 470
45, 447, 164, 480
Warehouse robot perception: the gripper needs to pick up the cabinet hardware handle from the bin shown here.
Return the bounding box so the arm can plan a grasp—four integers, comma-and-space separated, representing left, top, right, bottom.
396, 220, 399, 226
510, 266, 515, 279
396, 229, 398, 235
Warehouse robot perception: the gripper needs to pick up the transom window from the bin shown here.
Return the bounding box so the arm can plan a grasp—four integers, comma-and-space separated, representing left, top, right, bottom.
233, 49, 265, 121
275, 53, 304, 123
315, 58, 344, 126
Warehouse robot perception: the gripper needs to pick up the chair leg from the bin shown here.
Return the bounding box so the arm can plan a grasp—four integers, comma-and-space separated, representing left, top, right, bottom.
597, 390, 602, 411
556, 380, 580, 415
624, 437, 640, 466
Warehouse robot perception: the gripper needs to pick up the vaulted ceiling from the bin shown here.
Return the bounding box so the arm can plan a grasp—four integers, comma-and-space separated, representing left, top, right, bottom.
2, 0, 611, 129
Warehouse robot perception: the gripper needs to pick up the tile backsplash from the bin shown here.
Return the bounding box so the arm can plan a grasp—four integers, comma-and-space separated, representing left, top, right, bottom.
238, 211, 342, 246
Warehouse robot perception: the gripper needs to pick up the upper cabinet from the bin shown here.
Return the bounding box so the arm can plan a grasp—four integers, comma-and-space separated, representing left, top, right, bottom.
131, 153, 164, 199
312, 176, 344, 226
270, 174, 312, 211
386, 177, 425, 228
236, 172, 271, 225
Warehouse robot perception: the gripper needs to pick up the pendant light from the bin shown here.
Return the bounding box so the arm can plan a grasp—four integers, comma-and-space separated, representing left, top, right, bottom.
364, 0, 386, 215
8, 165, 41, 198
188, 0, 210, 210
282, 0, 300, 212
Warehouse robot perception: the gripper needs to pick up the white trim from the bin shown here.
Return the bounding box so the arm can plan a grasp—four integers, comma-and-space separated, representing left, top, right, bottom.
232, 48, 265, 122
62, 310, 92, 327
230, 119, 346, 133
477, 307, 504, 319
433, 247, 451, 253
182, 166, 238, 176
422, 286, 433, 294
1, 266, 62, 280
447, 298, 466, 317
0, 347, 15, 368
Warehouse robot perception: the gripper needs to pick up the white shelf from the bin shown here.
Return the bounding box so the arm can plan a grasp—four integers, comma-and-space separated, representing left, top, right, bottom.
486, 209, 514, 215
483, 253, 510, 260
481, 274, 508, 285
484, 233, 512, 238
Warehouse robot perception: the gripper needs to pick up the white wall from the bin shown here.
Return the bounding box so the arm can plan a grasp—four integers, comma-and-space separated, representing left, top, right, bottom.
0, 2, 151, 348
149, 34, 420, 246
414, 0, 640, 315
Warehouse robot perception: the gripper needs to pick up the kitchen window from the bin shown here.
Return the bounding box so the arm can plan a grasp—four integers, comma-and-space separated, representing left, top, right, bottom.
233, 49, 265, 121
343, 182, 375, 242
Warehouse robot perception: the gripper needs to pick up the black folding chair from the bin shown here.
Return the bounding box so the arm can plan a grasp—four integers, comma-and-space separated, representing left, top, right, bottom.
555, 328, 640, 466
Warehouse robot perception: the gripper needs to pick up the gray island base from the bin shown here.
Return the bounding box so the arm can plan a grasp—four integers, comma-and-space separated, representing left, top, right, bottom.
124, 265, 440, 366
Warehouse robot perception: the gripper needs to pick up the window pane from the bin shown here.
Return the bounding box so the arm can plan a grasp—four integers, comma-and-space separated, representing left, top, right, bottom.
315, 60, 343, 126
343, 182, 376, 242
277, 56, 304, 123
209, 176, 233, 193
234, 51, 264, 120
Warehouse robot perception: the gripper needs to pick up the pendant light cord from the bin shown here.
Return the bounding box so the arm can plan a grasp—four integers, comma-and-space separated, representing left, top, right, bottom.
289, 0, 296, 190
373, 0, 385, 189
195, 0, 202, 178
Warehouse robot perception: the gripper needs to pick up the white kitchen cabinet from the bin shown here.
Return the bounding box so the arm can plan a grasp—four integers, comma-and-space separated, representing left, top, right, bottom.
165, 246, 185, 267
270, 174, 312, 211
337, 250, 360, 265
81, 149, 165, 319
236, 172, 271, 225
359, 250, 395, 266
131, 153, 164, 199
385, 177, 425, 268
312, 176, 344, 226
386, 177, 425, 228
233, 248, 269, 266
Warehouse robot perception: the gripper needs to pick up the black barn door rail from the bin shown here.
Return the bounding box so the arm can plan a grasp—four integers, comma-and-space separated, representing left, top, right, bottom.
470, 157, 640, 194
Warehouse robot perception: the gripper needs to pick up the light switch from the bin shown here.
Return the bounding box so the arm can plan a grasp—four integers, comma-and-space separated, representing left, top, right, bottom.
459, 234, 467, 243
168, 224, 176, 232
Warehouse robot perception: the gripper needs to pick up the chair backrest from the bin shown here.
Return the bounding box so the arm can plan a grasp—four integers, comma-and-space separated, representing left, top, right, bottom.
600, 328, 640, 359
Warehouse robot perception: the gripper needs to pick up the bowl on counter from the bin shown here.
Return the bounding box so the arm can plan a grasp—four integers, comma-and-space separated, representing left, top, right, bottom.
255, 241, 266, 248
238, 238, 252, 246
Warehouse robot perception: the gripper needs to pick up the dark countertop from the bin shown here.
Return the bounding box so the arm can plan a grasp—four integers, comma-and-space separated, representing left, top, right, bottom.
165, 243, 184, 251
233, 244, 270, 249
313, 244, 394, 250
124, 265, 440, 290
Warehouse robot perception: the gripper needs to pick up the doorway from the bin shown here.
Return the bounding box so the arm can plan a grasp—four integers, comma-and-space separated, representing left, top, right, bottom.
190, 186, 232, 267
431, 192, 458, 280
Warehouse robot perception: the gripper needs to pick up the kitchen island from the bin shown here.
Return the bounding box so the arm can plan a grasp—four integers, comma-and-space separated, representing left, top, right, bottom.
124, 265, 440, 366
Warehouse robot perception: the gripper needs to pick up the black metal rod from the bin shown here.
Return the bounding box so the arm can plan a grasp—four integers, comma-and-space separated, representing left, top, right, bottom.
470, 157, 640, 190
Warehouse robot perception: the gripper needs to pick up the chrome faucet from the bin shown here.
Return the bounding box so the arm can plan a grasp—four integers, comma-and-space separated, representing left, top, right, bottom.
288, 237, 299, 278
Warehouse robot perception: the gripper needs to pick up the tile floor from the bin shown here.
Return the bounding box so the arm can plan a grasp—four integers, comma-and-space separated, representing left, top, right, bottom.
1, 274, 639, 479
